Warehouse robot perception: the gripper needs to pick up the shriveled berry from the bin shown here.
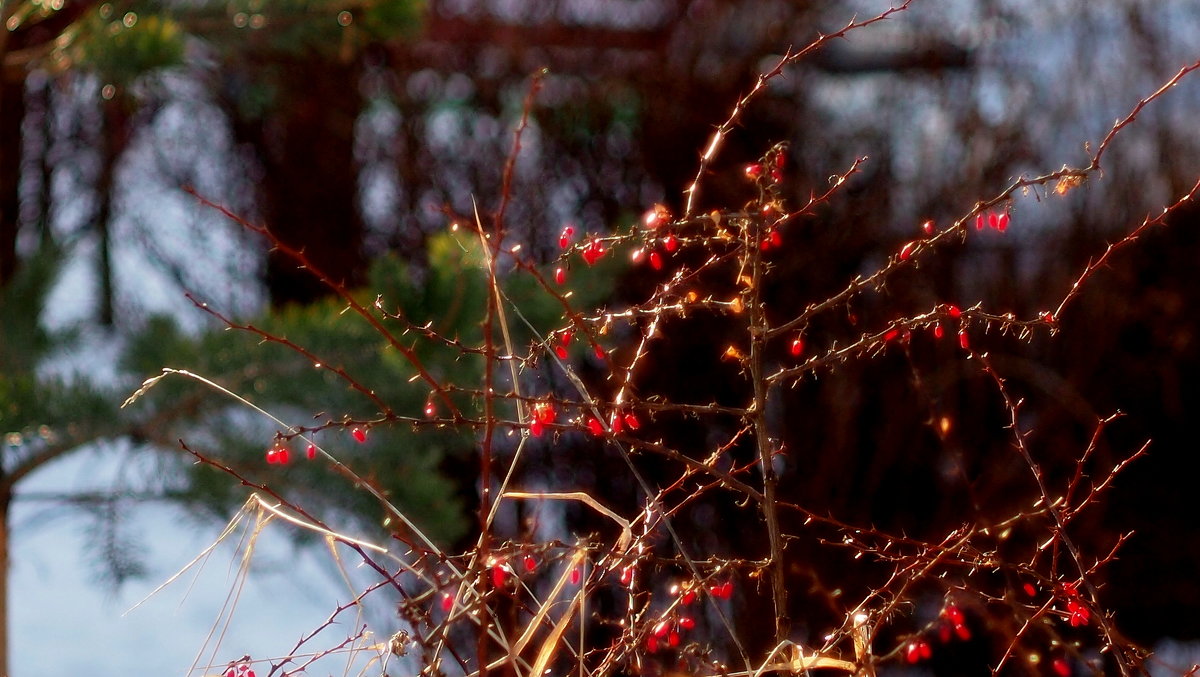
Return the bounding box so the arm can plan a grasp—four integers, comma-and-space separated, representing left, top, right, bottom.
643, 204, 671, 229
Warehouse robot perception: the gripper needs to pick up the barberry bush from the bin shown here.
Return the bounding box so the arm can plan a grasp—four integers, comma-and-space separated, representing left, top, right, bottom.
123, 5, 1200, 676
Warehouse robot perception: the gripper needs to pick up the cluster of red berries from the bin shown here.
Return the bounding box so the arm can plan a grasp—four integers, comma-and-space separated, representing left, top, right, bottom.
529, 402, 556, 437
645, 616, 694, 653
1061, 582, 1091, 627
222, 659, 255, 677
975, 209, 1010, 232
264, 442, 320, 465
743, 145, 787, 185
904, 602, 972, 666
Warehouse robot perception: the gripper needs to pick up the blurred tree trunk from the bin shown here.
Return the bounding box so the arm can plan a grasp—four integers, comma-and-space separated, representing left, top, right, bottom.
0, 75, 21, 289
225, 57, 367, 307
94, 96, 132, 326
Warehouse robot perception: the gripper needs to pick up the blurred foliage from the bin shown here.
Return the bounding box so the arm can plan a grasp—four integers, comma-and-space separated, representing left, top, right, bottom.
72, 9, 185, 89
119, 230, 617, 545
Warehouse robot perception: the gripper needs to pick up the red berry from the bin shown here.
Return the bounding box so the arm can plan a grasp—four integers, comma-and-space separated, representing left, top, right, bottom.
680, 589, 696, 605
884, 328, 900, 342
277, 447, 290, 464
424, 401, 436, 418
653, 620, 670, 638
975, 213, 985, 230
954, 622, 971, 640
988, 212, 999, 229
678, 616, 695, 630
555, 345, 568, 359
523, 554, 538, 573
609, 412, 623, 433
770, 229, 782, 248
664, 234, 679, 252
922, 219, 934, 235
529, 419, 544, 437
770, 168, 783, 184
944, 604, 965, 625
667, 630, 680, 648
586, 416, 604, 437
561, 330, 573, 346
492, 561, 509, 588
1042, 311, 1055, 323
933, 323, 944, 339
645, 636, 659, 653
1023, 582, 1037, 597
947, 305, 962, 318
744, 163, 763, 180
441, 592, 454, 612
623, 413, 641, 430
619, 565, 634, 587
958, 329, 970, 350
581, 239, 605, 265
593, 344, 606, 360
721, 581, 733, 599
630, 247, 645, 263
905, 641, 923, 664
789, 337, 804, 357
533, 402, 555, 424
570, 567, 581, 585
649, 251, 663, 270
306, 444, 317, 460
996, 212, 1009, 232
899, 241, 916, 260
265, 448, 278, 464
352, 427, 367, 443
1053, 658, 1070, 676
554, 267, 566, 285
559, 225, 575, 250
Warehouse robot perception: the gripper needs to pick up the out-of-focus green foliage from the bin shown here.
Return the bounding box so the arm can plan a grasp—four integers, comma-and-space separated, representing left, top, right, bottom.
72, 9, 185, 88
120, 230, 618, 546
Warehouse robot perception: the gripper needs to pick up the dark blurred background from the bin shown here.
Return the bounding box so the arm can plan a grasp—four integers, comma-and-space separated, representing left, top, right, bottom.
2, 0, 1200, 674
